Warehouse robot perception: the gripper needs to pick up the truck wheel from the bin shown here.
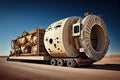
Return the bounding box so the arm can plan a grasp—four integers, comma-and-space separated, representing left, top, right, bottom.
57, 59, 64, 66
50, 59, 57, 66
67, 60, 77, 67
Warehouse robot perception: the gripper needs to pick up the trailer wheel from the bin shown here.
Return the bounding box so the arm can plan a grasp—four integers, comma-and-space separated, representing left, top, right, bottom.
67, 60, 77, 67
50, 59, 57, 66
57, 59, 64, 66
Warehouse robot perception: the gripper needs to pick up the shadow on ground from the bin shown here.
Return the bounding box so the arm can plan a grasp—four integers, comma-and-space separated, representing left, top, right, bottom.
16, 60, 120, 71
78, 64, 120, 71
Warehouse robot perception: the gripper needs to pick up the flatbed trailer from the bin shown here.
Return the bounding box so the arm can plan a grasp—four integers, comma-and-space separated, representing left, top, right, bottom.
8, 55, 93, 67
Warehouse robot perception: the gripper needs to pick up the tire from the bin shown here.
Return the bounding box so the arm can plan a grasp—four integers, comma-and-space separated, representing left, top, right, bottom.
50, 59, 57, 66
57, 59, 64, 66
67, 60, 77, 67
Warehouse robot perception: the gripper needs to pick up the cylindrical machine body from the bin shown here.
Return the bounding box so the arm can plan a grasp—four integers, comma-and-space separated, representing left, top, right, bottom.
44, 17, 80, 57
44, 15, 110, 61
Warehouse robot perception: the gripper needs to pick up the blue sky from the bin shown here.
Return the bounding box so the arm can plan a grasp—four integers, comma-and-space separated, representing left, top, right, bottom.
0, 0, 120, 56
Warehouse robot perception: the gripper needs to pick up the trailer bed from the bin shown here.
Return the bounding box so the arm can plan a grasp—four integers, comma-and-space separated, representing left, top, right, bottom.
8, 56, 51, 61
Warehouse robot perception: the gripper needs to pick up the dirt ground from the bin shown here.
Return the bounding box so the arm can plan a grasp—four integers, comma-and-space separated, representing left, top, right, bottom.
0, 55, 120, 80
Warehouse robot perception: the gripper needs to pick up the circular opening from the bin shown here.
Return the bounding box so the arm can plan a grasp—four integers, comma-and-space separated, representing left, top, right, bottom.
58, 62, 61, 64
49, 38, 53, 44
90, 25, 105, 52
46, 38, 48, 41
